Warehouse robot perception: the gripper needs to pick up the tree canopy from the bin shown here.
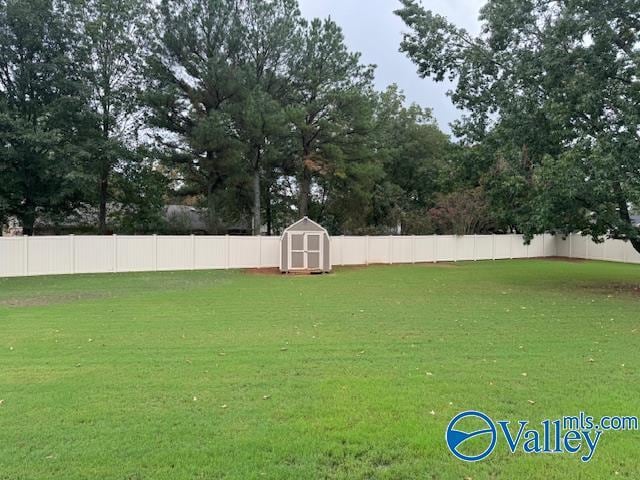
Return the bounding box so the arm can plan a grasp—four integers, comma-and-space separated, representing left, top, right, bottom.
397, 0, 640, 251
2, 0, 638, 247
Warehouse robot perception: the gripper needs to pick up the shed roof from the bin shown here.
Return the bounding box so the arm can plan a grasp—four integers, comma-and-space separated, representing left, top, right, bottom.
282, 216, 329, 235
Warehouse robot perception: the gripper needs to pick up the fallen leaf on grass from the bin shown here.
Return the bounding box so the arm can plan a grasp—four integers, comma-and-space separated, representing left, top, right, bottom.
221, 404, 228, 409
262, 395, 271, 400
528, 400, 536, 405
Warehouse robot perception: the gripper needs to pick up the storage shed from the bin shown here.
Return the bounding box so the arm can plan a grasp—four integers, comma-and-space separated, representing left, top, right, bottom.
280, 217, 331, 273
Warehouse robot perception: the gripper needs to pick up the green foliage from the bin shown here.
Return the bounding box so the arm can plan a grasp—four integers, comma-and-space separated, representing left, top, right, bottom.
1, 0, 456, 236
0, 0, 90, 234
397, 0, 640, 250
77, 0, 152, 233
110, 152, 168, 233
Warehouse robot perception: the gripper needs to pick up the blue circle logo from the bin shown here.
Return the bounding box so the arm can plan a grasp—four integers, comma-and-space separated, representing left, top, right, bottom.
446, 410, 497, 462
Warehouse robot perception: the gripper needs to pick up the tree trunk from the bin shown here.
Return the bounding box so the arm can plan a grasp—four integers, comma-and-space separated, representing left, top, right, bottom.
252, 164, 261, 236
21, 206, 36, 236
298, 166, 311, 218
613, 182, 640, 254
206, 180, 217, 234
98, 168, 108, 234
266, 186, 272, 236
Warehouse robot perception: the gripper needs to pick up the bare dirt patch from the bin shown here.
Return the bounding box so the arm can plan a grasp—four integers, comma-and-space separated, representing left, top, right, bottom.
243, 267, 282, 276
581, 282, 640, 297
0, 292, 108, 308
543, 256, 588, 263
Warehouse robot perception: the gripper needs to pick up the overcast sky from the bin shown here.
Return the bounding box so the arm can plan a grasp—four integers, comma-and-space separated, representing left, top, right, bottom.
297, 0, 486, 135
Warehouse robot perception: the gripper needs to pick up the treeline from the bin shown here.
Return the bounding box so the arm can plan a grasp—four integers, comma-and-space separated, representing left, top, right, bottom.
5, 1, 637, 247
0, 0, 491, 236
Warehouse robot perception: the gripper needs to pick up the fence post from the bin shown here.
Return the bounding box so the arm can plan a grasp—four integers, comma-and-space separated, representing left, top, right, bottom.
454, 235, 457, 262
492, 234, 496, 260
585, 235, 589, 260
341, 235, 345, 266
191, 234, 196, 270
365, 236, 369, 266
509, 234, 513, 259
258, 235, 262, 268
70, 234, 75, 274
542, 234, 545, 257
153, 234, 158, 271
226, 234, 230, 269
23, 235, 29, 276
388, 235, 393, 264
433, 234, 437, 263
569, 234, 573, 258
473, 234, 477, 261
412, 235, 416, 263
112, 234, 118, 273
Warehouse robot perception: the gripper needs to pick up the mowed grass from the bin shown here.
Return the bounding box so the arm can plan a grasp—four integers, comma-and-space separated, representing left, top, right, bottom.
1, 260, 639, 479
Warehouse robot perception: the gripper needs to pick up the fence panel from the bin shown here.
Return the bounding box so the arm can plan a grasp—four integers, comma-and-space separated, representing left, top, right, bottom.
435, 235, 455, 261
340, 237, 368, 265
229, 236, 260, 268
194, 236, 227, 269
259, 237, 280, 268
413, 236, 435, 263
391, 236, 413, 264
116, 236, 155, 272
0, 237, 26, 277
75, 235, 114, 273
27, 236, 73, 276
475, 235, 493, 260
157, 236, 193, 271
367, 237, 390, 264
455, 236, 475, 261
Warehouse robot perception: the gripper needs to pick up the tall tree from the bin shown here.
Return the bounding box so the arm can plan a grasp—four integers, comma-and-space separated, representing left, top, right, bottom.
371, 85, 450, 233
0, 0, 88, 235
237, 0, 302, 234
287, 17, 375, 218
78, 0, 151, 233
396, 0, 640, 252
145, 0, 246, 233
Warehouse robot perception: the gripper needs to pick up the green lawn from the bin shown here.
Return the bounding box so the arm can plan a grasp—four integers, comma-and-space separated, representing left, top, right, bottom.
1, 260, 639, 479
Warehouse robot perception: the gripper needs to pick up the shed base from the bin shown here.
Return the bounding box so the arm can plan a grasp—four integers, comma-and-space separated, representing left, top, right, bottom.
280, 269, 330, 275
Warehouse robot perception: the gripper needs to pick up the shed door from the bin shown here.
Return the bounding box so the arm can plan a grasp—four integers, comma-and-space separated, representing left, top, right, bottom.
288, 232, 322, 270
306, 233, 321, 269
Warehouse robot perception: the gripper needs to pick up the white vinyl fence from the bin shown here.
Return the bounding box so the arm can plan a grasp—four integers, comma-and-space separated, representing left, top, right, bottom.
0, 233, 559, 278
556, 233, 640, 264
1, 233, 638, 278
